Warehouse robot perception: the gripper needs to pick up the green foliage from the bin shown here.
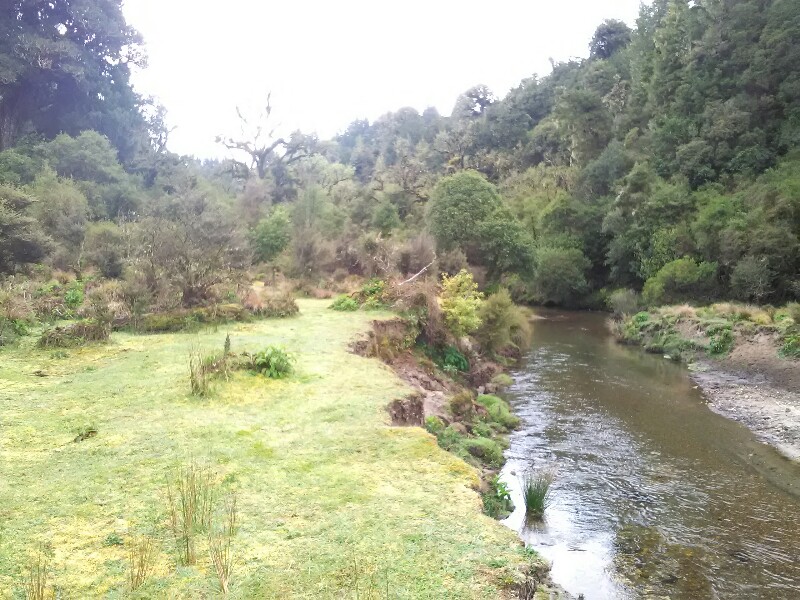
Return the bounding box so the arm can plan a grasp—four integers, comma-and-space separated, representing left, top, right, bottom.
532, 246, 590, 305
642, 258, 717, 306
440, 269, 484, 338
462, 437, 505, 468
607, 288, 641, 317
428, 171, 502, 254
423, 343, 469, 372
0, 185, 50, 274
424, 416, 446, 436
475, 394, 520, 432
252, 207, 292, 263
707, 328, 734, 356
475, 289, 531, 356
250, 346, 296, 379
482, 475, 513, 519
520, 472, 553, 520
780, 333, 800, 358
64, 281, 85, 310
84, 222, 125, 278
372, 201, 401, 234
330, 295, 359, 311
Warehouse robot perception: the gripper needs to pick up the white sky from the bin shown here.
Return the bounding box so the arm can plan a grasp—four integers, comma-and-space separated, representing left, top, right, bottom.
122, 0, 645, 159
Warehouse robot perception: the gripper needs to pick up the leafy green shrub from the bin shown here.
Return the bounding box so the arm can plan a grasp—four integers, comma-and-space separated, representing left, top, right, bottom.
64, 280, 85, 310
440, 269, 484, 338
520, 472, 553, 520
249, 346, 295, 378
362, 278, 385, 300
423, 343, 469, 373
779, 333, 800, 358
482, 475, 513, 519
607, 288, 640, 317
476, 394, 520, 431
642, 257, 717, 306
436, 425, 466, 453
462, 437, 505, 467
330, 295, 359, 311
38, 319, 110, 347
475, 288, 531, 356
424, 416, 446, 436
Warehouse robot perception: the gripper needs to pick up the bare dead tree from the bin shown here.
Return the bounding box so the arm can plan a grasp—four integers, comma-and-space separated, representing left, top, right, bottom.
215, 94, 317, 181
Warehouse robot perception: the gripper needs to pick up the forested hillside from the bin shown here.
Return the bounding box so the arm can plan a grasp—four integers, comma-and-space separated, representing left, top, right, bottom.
1, 0, 799, 309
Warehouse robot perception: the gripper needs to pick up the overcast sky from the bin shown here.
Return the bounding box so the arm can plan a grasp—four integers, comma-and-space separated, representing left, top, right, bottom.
122, 0, 645, 159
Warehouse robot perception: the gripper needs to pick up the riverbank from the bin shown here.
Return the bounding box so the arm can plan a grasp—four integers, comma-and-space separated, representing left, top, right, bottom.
0, 299, 530, 597
615, 303, 800, 460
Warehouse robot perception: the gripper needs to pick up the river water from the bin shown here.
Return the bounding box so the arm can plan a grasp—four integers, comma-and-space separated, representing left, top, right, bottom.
500, 310, 800, 599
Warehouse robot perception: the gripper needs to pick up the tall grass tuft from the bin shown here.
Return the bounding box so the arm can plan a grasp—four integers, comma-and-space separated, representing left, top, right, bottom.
520, 471, 553, 520
208, 492, 238, 596
188, 349, 211, 396
24, 549, 53, 600
127, 534, 157, 590
166, 461, 215, 565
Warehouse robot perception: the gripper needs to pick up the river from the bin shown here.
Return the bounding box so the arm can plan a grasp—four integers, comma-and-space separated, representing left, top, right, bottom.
500, 309, 800, 599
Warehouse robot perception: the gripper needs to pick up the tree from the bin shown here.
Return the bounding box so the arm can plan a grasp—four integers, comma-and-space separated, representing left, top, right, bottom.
533, 246, 590, 305
590, 19, 633, 59
251, 207, 291, 263
0, 185, 50, 273
428, 171, 502, 256
0, 0, 147, 159
216, 95, 317, 198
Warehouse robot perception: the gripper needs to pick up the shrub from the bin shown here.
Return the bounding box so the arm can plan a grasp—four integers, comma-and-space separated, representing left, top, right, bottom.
707, 328, 734, 356
330, 295, 359, 311
607, 288, 640, 317
440, 269, 484, 338
780, 332, 800, 358
642, 257, 717, 306
731, 255, 773, 302
259, 290, 299, 318
424, 416, 446, 436
482, 475, 513, 519
490, 373, 514, 389
520, 471, 553, 520
249, 346, 295, 378
463, 437, 505, 467
476, 394, 520, 431
437, 425, 466, 453
475, 289, 531, 356
38, 319, 110, 347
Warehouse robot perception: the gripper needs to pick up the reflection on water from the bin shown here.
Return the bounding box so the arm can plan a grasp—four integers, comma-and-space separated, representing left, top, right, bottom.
501, 309, 800, 599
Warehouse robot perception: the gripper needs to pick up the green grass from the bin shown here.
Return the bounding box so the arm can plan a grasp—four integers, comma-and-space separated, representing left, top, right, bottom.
0, 299, 526, 598
520, 472, 553, 521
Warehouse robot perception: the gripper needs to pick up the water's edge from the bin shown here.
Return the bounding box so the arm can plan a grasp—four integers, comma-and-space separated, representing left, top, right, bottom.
501, 309, 800, 600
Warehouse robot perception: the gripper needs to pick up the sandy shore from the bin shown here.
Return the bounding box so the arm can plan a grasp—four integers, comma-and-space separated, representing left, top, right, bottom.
689, 334, 800, 460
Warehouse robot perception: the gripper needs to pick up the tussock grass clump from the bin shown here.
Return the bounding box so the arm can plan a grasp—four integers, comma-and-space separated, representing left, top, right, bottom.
188, 349, 213, 396
475, 288, 531, 357
520, 471, 553, 520
23, 550, 53, 600
166, 461, 215, 565
208, 493, 238, 596
127, 534, 157, 591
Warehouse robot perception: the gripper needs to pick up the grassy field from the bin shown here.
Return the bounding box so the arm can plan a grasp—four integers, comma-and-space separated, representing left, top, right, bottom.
0, 299, 526, 598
